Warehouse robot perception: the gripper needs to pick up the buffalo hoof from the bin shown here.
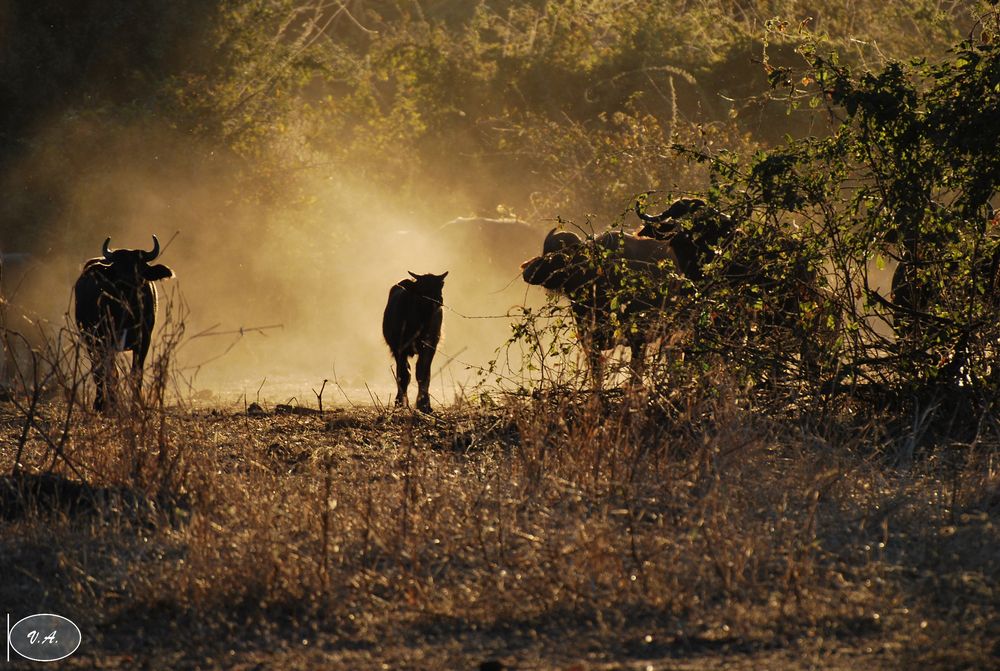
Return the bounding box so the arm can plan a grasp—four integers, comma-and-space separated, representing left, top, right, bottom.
416, 399, 432, 414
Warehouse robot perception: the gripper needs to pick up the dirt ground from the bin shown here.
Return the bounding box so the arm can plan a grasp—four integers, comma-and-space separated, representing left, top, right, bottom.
1, 397, 998, 670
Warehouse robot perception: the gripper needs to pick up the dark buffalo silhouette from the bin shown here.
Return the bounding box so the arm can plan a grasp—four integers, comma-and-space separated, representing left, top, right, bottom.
634, 196, 735, 281
636, 195, 841, 376
886, 233, 995, 339
382, 271, 448, 413
74, 236, 174, 411
521, 227, 680, 382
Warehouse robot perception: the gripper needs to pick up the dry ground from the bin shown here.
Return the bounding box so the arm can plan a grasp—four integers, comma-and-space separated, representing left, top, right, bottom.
1, 383, 998, 670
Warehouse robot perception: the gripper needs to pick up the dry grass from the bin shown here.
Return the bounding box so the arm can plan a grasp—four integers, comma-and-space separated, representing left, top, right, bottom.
1, 329, 999, 670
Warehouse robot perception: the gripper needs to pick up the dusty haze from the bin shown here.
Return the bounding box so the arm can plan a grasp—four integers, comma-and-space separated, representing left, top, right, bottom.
0, 116, 902, 407
0, 118, 552, 408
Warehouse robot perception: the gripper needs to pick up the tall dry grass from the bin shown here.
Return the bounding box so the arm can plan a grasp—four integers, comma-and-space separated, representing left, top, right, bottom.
0, 294, 998, 668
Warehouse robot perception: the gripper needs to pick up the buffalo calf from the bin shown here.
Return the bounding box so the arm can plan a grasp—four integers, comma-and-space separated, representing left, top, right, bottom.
74, 236, 174, 411
382, 271, 448, 413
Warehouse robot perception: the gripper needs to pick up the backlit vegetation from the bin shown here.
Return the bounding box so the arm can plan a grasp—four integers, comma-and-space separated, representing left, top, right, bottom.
2, 1, 999, 669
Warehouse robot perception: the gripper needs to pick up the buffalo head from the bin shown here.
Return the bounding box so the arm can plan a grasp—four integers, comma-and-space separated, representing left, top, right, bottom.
635, 196, 707, 239
406, 270, 448, 301
520, 228, 590, 291
634, 196, 734, 282
95, 236, 174, 285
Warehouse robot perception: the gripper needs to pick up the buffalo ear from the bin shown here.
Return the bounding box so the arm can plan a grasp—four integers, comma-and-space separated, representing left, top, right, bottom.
143, 264, 175, 281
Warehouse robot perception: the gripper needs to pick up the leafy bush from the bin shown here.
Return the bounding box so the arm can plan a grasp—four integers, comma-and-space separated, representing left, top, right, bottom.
738, 12, 1000, 393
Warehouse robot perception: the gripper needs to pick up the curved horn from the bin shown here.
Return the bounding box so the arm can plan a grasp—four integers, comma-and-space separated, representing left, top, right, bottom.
102, 238, 113, 259
542, 227, 562, 254
142, 235, 160, 262
635, 197, 671, 224
670, 198, 706, 218
636, 196, 707, 224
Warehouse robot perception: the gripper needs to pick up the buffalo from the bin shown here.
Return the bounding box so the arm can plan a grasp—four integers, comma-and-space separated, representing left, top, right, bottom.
634, 196, 735, 281
520, 227, 681, 382
74, 236, 174, 411
636, 195, 841, 377
382, 271, 448, 413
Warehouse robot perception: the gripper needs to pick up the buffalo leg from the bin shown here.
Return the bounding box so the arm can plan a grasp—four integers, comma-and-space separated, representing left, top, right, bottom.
414, 343, 435, 413
131, 333, 151, 402
393, 353, 411, 407
89, 345, 117, 412
91, 351, 107, 412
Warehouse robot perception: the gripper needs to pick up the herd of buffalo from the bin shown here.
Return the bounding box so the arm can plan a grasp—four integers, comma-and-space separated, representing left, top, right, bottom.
3, 194, 949, 412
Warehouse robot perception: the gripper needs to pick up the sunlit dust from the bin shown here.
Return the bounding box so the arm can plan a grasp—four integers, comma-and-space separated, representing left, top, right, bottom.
0, 119, 547, 407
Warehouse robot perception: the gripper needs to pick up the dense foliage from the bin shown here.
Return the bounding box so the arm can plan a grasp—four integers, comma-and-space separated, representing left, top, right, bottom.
694, 8, 1000, 397
485, 4, 1000, 413
0, 1, 978, 251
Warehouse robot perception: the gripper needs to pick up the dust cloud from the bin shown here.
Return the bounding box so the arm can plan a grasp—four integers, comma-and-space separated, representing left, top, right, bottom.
0, 119, 548, 408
